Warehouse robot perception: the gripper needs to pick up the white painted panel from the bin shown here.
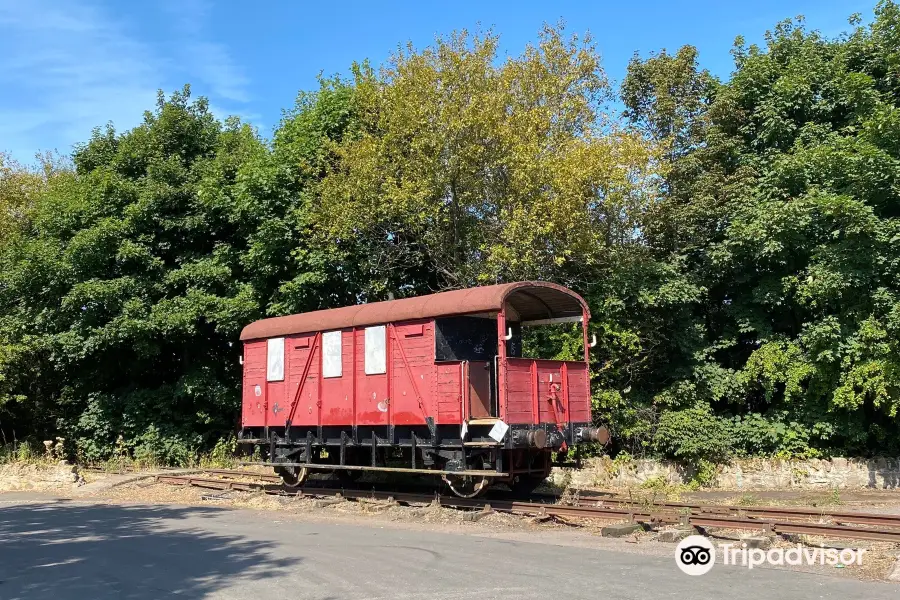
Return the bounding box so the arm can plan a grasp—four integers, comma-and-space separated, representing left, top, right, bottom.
488, 420, 509, 442
266, 337, 284, 381
364, 325, 386, 375
322, 331, 342, 378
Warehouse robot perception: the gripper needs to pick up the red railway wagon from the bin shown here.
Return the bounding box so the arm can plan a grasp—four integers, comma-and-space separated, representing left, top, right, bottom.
238, 281, 608, 497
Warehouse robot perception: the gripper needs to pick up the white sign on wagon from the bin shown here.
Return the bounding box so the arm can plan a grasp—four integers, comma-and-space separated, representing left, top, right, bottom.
488, 420, 509, 442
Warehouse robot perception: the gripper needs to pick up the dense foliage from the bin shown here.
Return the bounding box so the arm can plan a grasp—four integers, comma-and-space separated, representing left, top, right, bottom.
617, 2, 900, 459
0, 3, 898, 465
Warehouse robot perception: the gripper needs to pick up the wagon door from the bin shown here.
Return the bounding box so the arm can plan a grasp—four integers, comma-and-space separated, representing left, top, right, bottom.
277, 333, 319, 428
241, 341, 267, 427
356, 326, 390, 429
319, 330, 353, 425
390, 321, 432, 426
263, 337, 287, 427
465, 360, 494, 418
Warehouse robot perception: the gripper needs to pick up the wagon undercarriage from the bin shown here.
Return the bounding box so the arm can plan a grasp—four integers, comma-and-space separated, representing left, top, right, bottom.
239, 421, 606, 497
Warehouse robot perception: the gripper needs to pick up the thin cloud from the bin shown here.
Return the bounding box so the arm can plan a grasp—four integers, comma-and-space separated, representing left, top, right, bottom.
0, 0, 255, 162
0, 0, 161, 161
162, 0, 251, 104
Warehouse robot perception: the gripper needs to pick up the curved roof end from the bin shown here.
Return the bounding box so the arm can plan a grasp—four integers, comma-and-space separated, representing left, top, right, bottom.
240, 281, 589, 341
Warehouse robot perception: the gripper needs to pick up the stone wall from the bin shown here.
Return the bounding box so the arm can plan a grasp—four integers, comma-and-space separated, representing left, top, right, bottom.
0, 461, 83, 492
551, 456, 900, 490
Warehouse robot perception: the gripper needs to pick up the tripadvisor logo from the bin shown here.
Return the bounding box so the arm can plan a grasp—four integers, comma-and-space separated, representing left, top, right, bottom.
675, 534, 867, 574
675, 536, 715, 575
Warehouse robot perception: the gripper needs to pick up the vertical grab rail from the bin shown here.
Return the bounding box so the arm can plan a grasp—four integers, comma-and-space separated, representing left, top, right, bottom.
388, 324, 428, 419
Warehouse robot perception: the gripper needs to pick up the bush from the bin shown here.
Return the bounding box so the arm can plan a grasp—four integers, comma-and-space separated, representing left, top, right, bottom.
131, 426, 192, 468
201, 436, 238, 468
730, 413, 822, 459
686, 459, 718, 489
652, 405, 735, 462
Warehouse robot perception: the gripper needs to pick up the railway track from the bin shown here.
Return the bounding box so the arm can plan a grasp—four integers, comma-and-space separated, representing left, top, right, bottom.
151, 470, 900, 543
570, 492, 900, 528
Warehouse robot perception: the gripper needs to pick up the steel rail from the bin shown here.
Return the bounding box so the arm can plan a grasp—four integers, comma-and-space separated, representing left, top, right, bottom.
150, 470, 900, 529
153, 473, 900, 542
202, 469, 283, 482
154, 475, 656, 520
574, 496, 900, 528
685, 514, 900, 543
104, 466, 899, 526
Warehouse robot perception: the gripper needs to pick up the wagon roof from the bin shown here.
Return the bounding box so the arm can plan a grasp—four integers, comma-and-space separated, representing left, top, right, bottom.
239, 281, 589, 341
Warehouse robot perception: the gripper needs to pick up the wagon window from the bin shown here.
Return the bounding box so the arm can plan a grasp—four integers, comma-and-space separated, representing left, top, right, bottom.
322, 331, 342, 378
435, 316, 501, 361
266, 337, 284, 381
364, 325, 386, 374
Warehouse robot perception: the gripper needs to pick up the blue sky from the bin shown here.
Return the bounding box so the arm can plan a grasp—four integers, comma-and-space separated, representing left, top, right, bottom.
0, 0, 874, 163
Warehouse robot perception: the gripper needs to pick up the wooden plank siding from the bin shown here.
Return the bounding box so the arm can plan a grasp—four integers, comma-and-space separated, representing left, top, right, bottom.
242, 318, 591, 432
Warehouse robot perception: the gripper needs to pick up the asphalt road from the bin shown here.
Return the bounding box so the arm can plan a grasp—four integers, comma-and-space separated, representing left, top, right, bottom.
0, 496, 896, 600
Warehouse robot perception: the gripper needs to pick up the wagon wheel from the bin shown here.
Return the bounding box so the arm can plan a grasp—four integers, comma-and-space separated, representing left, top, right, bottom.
275, 465, 309, 488
443, 474, 490, 499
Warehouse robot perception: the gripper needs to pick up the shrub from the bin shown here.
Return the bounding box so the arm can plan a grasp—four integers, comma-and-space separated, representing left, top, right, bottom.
653, 405, 735, 462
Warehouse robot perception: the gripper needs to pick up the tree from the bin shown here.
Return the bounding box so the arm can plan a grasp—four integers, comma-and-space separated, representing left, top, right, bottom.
621, 46, 717, 156
225, 77, 366, 316
316, 25, 657, 292
0, 80, 376, 461
0, 88, 264, 460
622, 2, 900, 456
